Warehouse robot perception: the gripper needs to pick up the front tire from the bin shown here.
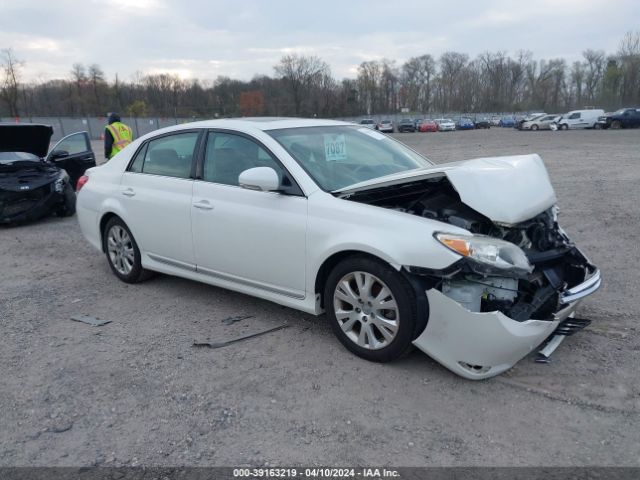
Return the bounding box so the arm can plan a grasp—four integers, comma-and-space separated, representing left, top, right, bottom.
103, 217, 153, 283
560, 123, 569, 130
531, 124, 539, 131
324, 256, 416, 362
56, 184, 76, 217
611, 120, 622, 129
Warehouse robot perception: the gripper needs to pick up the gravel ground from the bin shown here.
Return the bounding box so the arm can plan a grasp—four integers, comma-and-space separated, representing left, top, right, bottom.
1, 128, 639, 467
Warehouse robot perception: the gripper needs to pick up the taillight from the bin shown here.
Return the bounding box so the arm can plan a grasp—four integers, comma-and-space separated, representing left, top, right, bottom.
76, 175, 89, 191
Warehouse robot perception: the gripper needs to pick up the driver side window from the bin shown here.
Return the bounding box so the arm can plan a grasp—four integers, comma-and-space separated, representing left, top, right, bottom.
203, 132, 285, 187
56, 132, 90, 155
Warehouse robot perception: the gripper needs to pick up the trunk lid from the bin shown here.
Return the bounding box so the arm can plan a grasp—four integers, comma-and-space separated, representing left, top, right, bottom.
0, 124, 54, 158
335, 154, 557, 225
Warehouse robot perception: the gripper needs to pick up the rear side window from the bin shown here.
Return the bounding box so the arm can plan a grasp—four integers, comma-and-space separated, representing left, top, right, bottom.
129, 132, 199, 179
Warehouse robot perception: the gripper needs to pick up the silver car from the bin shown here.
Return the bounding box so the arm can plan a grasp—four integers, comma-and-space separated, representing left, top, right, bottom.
522, 114, 560, 131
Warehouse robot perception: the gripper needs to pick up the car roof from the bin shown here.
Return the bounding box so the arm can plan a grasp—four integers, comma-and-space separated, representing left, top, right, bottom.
137, 117, 354, 140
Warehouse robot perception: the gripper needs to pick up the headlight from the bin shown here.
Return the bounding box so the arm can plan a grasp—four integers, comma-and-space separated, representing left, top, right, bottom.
54, 170, 69, 193
435, 232, 533, 277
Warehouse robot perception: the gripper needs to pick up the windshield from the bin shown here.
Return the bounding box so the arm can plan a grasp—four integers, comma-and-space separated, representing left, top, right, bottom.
0, 151, 41, 165
267, 125, 432, 191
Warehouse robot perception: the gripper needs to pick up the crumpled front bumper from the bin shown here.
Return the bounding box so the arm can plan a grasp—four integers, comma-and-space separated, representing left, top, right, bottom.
412, 269, 601, 380
0, 185, 62, 224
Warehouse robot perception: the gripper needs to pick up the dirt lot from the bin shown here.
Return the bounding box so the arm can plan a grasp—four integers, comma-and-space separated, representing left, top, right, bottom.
1, 128, 639, 467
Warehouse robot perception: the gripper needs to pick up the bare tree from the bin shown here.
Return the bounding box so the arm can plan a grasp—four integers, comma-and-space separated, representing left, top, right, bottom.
274, 54, 330, 115
1, 48, 22, 117
357, 61, 382, 114
401, 54, 436, 112
88, 64, 105, 113
439, 52, 468, 112
582, 49, 605, 104
617, 31, 640, 104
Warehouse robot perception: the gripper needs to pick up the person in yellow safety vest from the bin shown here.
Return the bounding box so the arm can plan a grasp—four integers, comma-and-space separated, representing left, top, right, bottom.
104, 112, 133, 160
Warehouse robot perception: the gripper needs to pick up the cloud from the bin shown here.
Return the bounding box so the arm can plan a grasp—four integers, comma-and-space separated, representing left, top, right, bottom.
1, 0, 638, 82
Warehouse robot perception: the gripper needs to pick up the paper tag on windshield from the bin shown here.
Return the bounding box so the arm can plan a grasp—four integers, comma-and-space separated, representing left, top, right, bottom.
324, 134, 347, 161
358, 128, 386, 140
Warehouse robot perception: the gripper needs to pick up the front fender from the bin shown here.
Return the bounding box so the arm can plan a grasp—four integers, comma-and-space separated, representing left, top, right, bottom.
306, 192, 465, 305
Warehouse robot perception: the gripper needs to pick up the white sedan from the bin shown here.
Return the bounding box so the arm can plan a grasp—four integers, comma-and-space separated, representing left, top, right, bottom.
434, 118, 456, 131
76, 118, 600, 379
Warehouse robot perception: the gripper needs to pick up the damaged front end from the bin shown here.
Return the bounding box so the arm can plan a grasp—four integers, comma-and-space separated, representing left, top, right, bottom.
0, 162, 68, 224
343, 174, 600, 379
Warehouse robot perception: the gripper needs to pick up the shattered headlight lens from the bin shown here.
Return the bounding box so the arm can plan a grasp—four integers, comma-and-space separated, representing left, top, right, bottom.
435, 232, 533, 276
54, 170, 69, 193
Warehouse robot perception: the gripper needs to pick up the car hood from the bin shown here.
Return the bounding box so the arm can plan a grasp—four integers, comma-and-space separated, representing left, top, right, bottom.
335, 154, 557, 225
0, 162, 60, 192
0, 124, 54, 158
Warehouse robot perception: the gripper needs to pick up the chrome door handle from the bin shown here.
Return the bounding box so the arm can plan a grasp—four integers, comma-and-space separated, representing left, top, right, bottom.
121, 188, 136, 197
193, 200, 214, 210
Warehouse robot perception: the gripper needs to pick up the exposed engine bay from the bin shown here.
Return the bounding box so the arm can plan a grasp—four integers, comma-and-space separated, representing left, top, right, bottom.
342, 176, 594, 321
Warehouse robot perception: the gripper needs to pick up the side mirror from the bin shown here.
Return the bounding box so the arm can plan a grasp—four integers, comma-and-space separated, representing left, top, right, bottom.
238, 167, 280, 192
49, 150, 69, 161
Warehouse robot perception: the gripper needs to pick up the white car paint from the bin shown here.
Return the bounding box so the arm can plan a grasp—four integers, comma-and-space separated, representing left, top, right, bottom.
557, 109, 605, 130
413, 290, 573, 379
337, 154, 557, 225
77, 118, 600, 379
434, 118, 456, 131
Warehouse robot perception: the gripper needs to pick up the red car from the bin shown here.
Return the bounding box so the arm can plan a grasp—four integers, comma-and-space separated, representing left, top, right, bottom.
419, 119, 438, 132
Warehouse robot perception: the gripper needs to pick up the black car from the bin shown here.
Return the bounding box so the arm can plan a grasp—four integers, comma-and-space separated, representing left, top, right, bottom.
474, 117, 491, 129
596, 108, 640, 129
397, 118, 416, 133
0, 124, 96, 224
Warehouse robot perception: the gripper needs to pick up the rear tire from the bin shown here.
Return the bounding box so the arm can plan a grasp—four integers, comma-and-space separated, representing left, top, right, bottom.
324, 256, 417, 363
103, 217, 154, 284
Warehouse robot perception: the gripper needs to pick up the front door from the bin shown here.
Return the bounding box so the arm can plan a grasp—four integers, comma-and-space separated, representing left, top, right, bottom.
191, 131, 307, 299
47, 131, 96, 188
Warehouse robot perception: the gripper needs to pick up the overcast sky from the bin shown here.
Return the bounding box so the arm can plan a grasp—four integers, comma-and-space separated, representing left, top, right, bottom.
2, 0, 639, 83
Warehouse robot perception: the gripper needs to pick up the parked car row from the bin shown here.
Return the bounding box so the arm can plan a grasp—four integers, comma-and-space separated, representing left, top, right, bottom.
516, 108, 640, 131
360, 107, 640, 133
361, 116, 506, 132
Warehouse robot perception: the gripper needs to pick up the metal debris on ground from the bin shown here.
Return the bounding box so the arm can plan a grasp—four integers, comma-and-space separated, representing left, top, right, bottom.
193, 323, 288, 349
70, 315, 112, 327
221, 315, 253, 325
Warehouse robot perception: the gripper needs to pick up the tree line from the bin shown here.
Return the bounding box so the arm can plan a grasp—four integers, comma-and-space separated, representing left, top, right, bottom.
1, 31, 639, 119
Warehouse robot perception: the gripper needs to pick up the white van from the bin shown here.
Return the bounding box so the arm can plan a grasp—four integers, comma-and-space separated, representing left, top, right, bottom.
557, 109, 605, 130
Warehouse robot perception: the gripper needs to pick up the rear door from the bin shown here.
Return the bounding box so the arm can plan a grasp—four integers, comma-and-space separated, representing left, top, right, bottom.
47, 131, 96, 188
119, 130, 202, 268
540, 115, 556, 129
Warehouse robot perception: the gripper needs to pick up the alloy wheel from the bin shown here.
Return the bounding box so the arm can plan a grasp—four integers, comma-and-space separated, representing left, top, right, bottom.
107, 225, 135, 275
332, 271, 399, 350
